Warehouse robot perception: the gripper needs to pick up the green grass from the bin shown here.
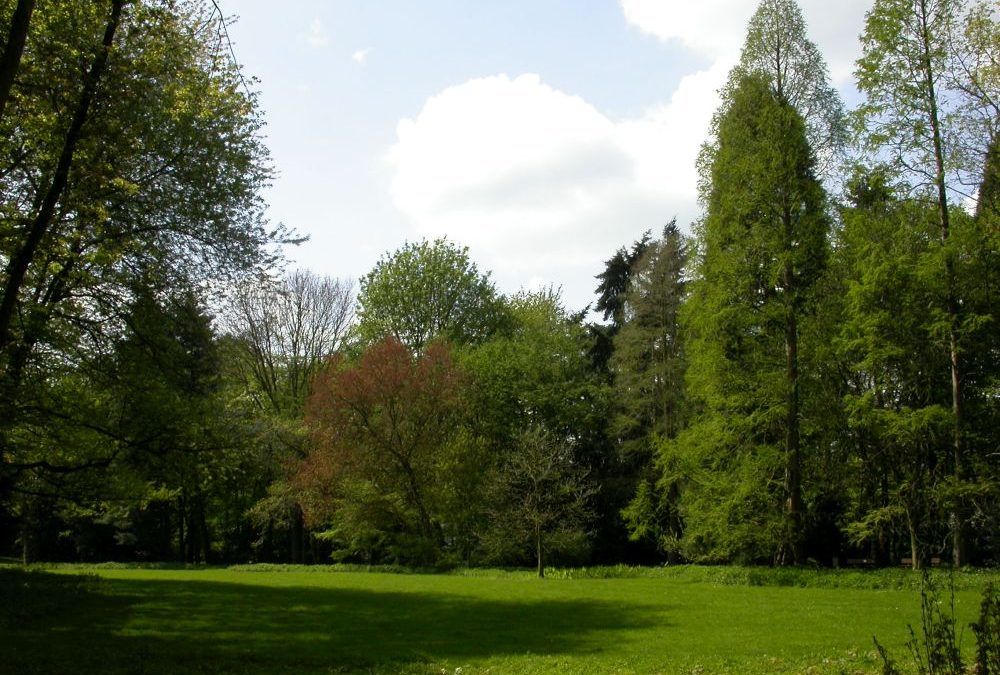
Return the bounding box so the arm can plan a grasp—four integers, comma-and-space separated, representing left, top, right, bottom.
2, 565, 994, 674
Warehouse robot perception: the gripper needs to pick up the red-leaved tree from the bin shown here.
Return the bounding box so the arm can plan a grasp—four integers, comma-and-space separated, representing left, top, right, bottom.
293, 337, 470, 563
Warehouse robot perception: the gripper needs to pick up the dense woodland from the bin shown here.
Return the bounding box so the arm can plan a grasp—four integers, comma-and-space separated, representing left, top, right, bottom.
1, 0, 999, 575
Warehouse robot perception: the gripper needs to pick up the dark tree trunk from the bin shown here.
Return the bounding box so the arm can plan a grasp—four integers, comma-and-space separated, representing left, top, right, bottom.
536, 526, 544, 578
290, 503, 303, 564
0, 0, 34, 123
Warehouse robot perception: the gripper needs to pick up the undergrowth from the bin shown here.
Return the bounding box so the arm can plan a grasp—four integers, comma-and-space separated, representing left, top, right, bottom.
875, 574, 1000, 674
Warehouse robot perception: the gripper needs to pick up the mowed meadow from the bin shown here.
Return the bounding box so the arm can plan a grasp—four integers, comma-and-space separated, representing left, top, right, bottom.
3, 565, 994, 674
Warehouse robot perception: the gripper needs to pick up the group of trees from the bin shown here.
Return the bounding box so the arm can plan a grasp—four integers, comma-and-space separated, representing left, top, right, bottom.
614, 0, 1000, 569
2, 0, 999, 573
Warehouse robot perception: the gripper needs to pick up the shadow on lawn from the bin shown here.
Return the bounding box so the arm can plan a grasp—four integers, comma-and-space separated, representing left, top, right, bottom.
2, 570, 662, 674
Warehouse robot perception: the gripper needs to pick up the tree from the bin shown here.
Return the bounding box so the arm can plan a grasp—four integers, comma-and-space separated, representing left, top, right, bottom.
677, 74, 829, 564
855, 0, 995, 566
0, 0, 290, 519
482, 425, 595, 578
836, 174, 957, 568
296, 338, 471, 564
611, 222, 687, 453
355, 238, 508, 352
0, 0, 34, 123
225, 270, 354, 418
222, 269, 354, 563
705, 0, 846, 184
611, 223, 688, 558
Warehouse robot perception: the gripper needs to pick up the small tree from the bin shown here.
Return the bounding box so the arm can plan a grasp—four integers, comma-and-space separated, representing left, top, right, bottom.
483, 425, 595, 578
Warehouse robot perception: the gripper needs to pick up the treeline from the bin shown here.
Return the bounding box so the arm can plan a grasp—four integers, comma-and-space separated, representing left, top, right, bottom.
2, 0, 999, 572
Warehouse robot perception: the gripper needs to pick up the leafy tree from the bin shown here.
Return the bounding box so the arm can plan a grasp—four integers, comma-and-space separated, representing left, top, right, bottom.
482, 425, 596, 578
222, 270, 354, 562
295, 338, 472, 564
836, 175, 955, 567
677, 74, 829, 564
462, 289, 607, 451
855, 0, 997, 566
0, 0, 289, 523
355, 238, 508, 352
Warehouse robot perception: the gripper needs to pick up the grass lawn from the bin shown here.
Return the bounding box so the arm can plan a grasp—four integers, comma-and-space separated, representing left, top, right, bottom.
1, 565, 992, 674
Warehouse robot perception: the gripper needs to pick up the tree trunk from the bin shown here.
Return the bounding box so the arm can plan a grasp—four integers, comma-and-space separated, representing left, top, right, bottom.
0, 0, 125, 352
19, 504, 35, 566
290, 502, 303, 564
917, 0, 964, 568
177, 494, 186, 562
783, 237, 804, 566
536, 526, 544, 578
0, 0, 34, 123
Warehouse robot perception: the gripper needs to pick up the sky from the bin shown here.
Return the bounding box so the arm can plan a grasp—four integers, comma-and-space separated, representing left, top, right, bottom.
225, 0, 873, 313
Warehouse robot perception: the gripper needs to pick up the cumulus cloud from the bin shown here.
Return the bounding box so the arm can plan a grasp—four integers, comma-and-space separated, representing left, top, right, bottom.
388, 74, 699, 309
301, 17, 329, 48
351, 48, 371, 65
387, 3, 872, 309
620, 0, 871, 87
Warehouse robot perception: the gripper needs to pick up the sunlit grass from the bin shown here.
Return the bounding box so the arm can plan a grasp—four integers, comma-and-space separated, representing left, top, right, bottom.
2, 565, 992, 674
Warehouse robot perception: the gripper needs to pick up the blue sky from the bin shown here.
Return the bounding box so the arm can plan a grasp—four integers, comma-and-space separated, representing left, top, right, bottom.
226, 0, 871, 312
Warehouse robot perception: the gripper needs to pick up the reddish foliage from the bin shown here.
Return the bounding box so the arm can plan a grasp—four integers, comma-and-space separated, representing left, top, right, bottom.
293, 337, 468, 532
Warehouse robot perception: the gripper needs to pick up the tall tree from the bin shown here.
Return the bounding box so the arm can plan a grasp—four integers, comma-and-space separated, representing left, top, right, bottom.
855, 0, 995, 565
223, 270, 353, 563
0, 0, 289, 536
679, 74, 829, 564
611, 223, 688, 559
611, 222, 687, 452
836, 172, 956, 568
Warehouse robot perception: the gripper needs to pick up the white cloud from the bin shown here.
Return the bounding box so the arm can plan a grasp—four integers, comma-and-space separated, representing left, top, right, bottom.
387, 3, 873, 310
301, 17, 329, 48
620, 0, 871, 87
388, 74, 698, 310
351, 48, 371, 65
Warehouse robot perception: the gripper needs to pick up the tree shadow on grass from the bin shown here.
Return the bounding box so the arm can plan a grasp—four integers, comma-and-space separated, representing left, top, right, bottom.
2, 570, 665, 674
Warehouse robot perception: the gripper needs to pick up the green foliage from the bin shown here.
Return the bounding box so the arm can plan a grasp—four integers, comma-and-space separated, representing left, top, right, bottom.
874, 574, 971, 675
461, 288, 606, 450
0, 0, 289, 547
355, 238, 508, 351
674, 73, 829, 563
722, 0, 847, 176
972, 583, 1000, 673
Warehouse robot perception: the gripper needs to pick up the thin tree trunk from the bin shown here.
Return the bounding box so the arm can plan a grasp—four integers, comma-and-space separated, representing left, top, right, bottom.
917, 0, 964, 568
0, 0, 34, 123
291, 502, 303, 564
782, 206, 804, 566
177, 494, 186, 563
0, 0, 125, 353
536, 526, 544, 578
